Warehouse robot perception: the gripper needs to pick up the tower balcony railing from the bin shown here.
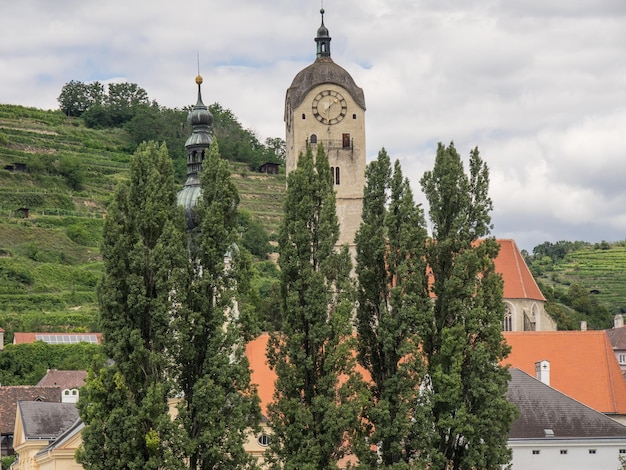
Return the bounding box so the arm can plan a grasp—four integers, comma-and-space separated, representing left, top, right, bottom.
306, 138, 354, 152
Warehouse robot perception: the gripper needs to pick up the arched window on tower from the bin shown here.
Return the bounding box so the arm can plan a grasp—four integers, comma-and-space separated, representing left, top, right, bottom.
310, 134, 317, 144
335, 167, 340, 185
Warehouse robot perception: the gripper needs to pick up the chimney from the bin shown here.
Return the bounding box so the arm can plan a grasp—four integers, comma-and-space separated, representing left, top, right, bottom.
615, 314, 624, 329
535, 360, 550, 386
581, 321, 587, 331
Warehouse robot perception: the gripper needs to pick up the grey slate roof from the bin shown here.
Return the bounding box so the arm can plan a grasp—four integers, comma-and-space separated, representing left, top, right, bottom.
18, 401, 79, 440
285, 57, 366, 116
606, 326, 626, 350
35, 418, 84, 457
507, 368, 626, 439
0, 386, 60, 434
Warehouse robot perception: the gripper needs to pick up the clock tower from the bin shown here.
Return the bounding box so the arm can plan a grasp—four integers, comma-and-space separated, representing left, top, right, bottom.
285, 9, 366, 250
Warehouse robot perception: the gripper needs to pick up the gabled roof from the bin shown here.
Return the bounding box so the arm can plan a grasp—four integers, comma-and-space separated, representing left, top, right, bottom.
426, 239, 545, 301
0, 386, 60, 434
495, 239, 545, 301
35, 418, 84, 457
503, 331, 626, 414
507, 368, 626, 439
36, 370, 87, 389
18, 401, 78, 439
606, 326, 626, 350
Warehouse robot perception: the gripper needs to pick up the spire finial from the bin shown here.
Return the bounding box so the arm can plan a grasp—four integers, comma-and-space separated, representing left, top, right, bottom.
315, 5, 331, 58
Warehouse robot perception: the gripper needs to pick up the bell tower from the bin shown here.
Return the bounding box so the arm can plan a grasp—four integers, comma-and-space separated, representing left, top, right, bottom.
284, 9, 366, 250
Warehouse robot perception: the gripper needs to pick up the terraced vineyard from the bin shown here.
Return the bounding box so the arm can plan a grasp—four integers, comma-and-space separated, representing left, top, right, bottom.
535, 245, 626, 315
0, 104, 285, 340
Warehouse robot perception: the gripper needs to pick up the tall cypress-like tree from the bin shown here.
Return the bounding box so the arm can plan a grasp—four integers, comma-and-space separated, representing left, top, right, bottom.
78, 141, 186, 470
417, 142, 517, 470
267, 145, 360, 470
354, 149, 430, 468
173, 138, 261, 470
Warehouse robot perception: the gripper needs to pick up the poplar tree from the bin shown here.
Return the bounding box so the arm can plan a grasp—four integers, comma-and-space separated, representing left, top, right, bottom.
267, 145, 360, 470
418, 142, 517, 470
354, 149, 430, 468
78, 141, 186, 470
173, 138, 261, 470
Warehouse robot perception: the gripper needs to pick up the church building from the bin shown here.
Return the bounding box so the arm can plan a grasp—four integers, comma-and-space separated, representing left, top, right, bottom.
283, 11, 554, 333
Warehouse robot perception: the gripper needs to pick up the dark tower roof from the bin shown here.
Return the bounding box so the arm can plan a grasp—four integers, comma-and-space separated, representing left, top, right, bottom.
285, 9, 365, 119
177, 75, 212, 227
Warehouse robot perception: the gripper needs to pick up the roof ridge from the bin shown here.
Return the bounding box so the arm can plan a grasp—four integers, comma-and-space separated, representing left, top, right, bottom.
510, 240, 528, 299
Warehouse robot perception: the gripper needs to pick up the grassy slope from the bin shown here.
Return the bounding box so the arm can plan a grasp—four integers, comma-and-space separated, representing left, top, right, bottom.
0, 104, 284, 337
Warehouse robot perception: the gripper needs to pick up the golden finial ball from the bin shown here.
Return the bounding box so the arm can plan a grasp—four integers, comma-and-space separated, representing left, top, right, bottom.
195, 75, 203, 85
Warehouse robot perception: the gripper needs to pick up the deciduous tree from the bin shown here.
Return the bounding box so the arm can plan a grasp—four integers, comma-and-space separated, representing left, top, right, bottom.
172, 138, 261, 470
267, 145, 360, 470
77, 141, 186, 469
417, 142, 517, 470
354, 149, 430, 468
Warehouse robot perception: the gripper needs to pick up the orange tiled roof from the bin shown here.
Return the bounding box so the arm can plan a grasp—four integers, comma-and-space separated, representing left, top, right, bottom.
246, 334, 370, 416
246, 333, 276, 416
427, 239, 544, 301
494, 239, 545, 301
503, 331, 626, 414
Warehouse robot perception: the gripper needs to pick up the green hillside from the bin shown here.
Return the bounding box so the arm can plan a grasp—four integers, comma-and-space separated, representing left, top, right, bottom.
0, 104, 284, 340
527, 242, 626, 329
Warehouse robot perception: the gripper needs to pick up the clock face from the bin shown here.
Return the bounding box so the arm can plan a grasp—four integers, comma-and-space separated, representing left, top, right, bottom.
312, 90, 347, 125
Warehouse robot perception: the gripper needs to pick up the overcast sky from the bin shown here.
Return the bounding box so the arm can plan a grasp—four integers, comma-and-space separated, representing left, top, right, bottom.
2, 0, 625, 251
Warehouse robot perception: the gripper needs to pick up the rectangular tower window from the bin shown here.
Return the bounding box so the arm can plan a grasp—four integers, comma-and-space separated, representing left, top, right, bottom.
342, 133, 351, 148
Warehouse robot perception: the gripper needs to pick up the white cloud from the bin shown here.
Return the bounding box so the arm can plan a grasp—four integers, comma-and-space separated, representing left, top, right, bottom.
1, 0, 625, 251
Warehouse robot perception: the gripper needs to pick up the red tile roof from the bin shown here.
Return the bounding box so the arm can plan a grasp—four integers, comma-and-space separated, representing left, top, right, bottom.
503, 331, 626, 414
36, 370, 87, 389
495, 239, 545, 301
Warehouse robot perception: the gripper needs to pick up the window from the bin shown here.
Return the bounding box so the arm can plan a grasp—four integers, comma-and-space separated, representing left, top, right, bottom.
310, 134, 317, 144
589, 449, 596, 454
335, 167, 340, 185
302, 113, 306, 119
619, 354, 626, 365
352, 113, 357, 119
342, 133, 351, 148
257, 434, 270, 447
560, 449, 568, 454
532, 450, 540, 455
503, 304, 513, 331
620, 449, 626, 454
